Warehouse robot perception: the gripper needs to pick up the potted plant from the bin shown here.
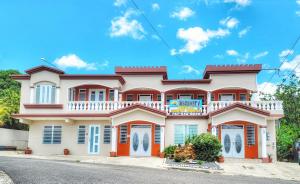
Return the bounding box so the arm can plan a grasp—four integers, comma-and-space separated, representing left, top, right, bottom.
64, 148, 70, 155
217, 154, 224, 163
24, 147, 32, 154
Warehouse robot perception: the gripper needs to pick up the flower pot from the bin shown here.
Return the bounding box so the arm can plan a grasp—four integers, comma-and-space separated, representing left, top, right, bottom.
64, 149, 70, 155
24, 148, 32, 154
217, 156, 224, 163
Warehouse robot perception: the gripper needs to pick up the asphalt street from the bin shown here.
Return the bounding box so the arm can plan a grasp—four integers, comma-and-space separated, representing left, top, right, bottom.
0, 156, 298, 184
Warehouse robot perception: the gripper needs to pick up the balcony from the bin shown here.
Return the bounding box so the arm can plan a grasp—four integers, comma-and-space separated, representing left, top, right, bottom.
67, 100, 283, 116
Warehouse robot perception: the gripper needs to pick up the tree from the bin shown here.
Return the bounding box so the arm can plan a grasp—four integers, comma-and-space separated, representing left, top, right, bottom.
275, 75, 300, 160
0, 70, 27, 130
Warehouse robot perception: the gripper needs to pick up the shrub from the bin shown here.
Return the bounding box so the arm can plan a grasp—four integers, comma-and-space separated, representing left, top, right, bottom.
277, 123, 300, 161
191, 133, 222, 162
174, 144, 196, 161
174, 154, 185, 162
163, 145, 177, 157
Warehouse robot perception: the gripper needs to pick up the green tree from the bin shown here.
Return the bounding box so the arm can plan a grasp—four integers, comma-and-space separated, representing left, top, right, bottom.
0, 70, 27, 130
275, 75, 300, 160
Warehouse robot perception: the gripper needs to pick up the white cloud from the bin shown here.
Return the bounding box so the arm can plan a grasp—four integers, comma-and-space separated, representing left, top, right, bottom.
279, 49, 294, 61
114, 0, 126, 7
180, 65, 201, 75
170, 7, 195, 21
238, 26, 251, 38
110, 9, 146, 40
152, 3, 160, 11
54, 54, 97, 70
98, 60, 109, 69
226, 49, 239, 56
280, 55, 300, 77
220, 17, 239, 29
224, 0, 251, 7
254, 51, 269, 60
252, 82, 277, 100
236, 52, 249, 64
297, 0, 300, 5
151, 34, 160, 40
171, 27, 230, 55
214, 54, 224, 59
296, 11, 300, 16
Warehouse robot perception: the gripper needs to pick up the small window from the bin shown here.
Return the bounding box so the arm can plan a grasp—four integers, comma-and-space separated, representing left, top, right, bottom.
77, 125, 86, 144
197, 95, 204, 104
247, 125, 255, 145
166, 95, 173, 104
240, 94, 247, 101
178, 94, 193, 100
109, 90, 114, 101
103, 125, 111, 144
211, 95, 215, 101
219, 94, 235, 101
157, 94, 161, 101
139, 95, 152, 101
155, 125, 161, 144
43, 125, 62, 144
36, 84, 56, 104
79, 89, 86, 101
120, 125, 128, 144
69, 88, 75, 101
126, 94, 133, 101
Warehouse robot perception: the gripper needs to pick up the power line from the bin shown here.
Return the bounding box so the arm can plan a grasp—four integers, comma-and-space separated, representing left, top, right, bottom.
40, 57, 59, 69
260, 34, 300, 92
129, 0, 185, 64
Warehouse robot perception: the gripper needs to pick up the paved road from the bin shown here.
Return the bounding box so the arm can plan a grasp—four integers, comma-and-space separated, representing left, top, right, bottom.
0, 157, 298, 184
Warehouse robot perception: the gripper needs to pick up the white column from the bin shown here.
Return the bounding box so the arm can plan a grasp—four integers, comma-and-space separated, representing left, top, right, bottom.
207, 91, 211, 112
160, 92, 165, 110
114, 88, 119, 102
160, 126, 165, 153
30, 87, 34, 103
111, 126, 117, 153
261, 126, 267, 158
212, 126, 217, 136
56, 87, 60, 104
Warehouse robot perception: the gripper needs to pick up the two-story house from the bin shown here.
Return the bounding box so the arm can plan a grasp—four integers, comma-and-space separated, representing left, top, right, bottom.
12, 64, 283, 162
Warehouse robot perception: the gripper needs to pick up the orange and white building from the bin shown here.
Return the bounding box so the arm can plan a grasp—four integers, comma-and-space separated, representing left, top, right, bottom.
12, 64, 283, 161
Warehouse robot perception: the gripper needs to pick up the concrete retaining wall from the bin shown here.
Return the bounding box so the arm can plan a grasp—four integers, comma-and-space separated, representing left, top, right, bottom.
0, 128, 29, 150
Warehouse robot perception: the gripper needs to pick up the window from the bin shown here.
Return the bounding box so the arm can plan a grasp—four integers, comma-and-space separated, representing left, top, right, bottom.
197, 95, 204, 104
139, 95, 152, 101
166, 95, 173, 104
77, 125, 86, 144
126, 94, 133, 101
109, 90, 114, 101
239, 94, 247, 101
79, 89, 86, 101
219, 94, 235, 101
178, 94, 193, 100
120, 125, 128, 144
247, 125, 255, 145
103, 125, 111, 144
157, 94, 161, 101
155, 125, 161, 144
35, 83, 56, 104
174, 125, 198, 145
43, 125, 62, 144
69, 88, 75, 101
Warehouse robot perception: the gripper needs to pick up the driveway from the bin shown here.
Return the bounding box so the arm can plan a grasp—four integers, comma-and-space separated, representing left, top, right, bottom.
0, 157, 298, 184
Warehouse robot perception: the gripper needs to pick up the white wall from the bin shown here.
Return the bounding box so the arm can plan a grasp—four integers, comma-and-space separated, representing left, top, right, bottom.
0, 128, 29, 150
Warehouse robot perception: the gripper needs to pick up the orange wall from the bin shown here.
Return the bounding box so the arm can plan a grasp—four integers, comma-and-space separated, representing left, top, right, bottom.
117, 121, 160, 157
217, 121, 258, 159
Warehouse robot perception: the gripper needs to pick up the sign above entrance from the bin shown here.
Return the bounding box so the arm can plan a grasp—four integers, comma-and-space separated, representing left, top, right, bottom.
169, 100, 202, 113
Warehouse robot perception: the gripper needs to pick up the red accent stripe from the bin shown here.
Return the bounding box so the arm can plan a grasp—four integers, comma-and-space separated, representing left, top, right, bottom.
23, 104, 63, 109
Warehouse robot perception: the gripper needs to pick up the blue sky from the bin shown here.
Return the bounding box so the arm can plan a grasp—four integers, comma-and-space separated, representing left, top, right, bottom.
0, 0, 300, 94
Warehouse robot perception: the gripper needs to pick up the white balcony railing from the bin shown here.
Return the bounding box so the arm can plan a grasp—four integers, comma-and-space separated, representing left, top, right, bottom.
67, 100, 283, 115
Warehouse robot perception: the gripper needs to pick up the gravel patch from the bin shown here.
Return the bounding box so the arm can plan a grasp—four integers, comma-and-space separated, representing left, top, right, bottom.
165, 158, 222, 170
0, 171, 13, 184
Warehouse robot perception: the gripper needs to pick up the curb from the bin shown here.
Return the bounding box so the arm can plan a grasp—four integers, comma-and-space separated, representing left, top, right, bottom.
0, 171, 14, 184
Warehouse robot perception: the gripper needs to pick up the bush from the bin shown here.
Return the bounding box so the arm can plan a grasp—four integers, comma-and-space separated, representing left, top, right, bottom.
174, 154, 185, 162
163, 145, 177, 157
174, 144, 196, 161
191, 133, 222, 162
277, 123, 300, 161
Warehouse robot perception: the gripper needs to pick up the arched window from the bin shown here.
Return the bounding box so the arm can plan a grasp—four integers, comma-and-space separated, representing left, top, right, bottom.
35, 82, 56, 104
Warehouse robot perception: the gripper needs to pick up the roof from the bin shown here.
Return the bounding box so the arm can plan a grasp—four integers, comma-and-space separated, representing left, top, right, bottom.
25, 65, 65, 75
60, 74, 125, 84
209, 102, 270, 117
203, 64, 262, 79
161, 79, 211, 85
115, 66, 168, 79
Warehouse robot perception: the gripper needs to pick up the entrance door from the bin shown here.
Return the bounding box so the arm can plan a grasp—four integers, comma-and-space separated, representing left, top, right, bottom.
221, 125, 244, 158
130, 125, 152, 157
89, 89, 106, 101
88, 125, 100, 154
